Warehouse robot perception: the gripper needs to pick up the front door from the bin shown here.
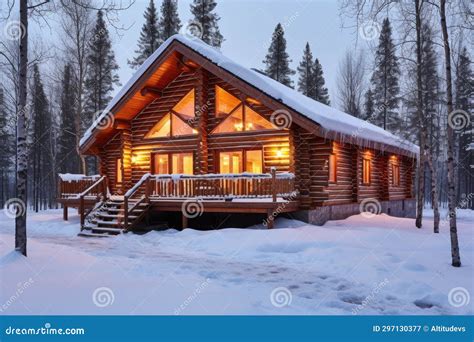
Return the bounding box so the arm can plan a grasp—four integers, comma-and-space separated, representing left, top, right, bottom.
152, 152, 194, 175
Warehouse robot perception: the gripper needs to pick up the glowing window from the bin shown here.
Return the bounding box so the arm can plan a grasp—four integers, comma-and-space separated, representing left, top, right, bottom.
392, 163, 400, 186
362, 158, 371, 185
215, 86, 241, 117
172, 153, 194, 175
245, 150, 263, 173
213, 105, 244, 134
145, 113, 171, 138
212, 105, 274, 134
172, 114, 194, 136
153, 153, 194, 175
153, 154, 169, 174
172, 89, 195, 119
116, 158, 123, 183
219, 151, 243, 174
329, 154, 336, 183
245, 106, 274, 131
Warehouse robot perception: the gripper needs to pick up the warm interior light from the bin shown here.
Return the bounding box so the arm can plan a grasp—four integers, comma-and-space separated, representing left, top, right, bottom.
246, 123, 254, 129
192, 128, 198, 134
276, 149, 283, 158
234, 122, 243, 131
131, 155, 138, 164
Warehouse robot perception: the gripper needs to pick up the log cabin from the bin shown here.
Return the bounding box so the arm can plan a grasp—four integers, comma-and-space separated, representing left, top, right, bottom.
57, 35, 418, 236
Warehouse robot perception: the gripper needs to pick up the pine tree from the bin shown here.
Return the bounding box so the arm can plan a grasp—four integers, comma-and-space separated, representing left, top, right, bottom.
84, 10, 120, 173
84, 10, 120, 124
263, 23, 295, 87
30, 64, 54, 211
364, 88, 375, 120
370, 18, 400, 131
57, 63, 80, 173
455, 46, 474, 208
128, 0, 160, 69
312, 58, 330, 105
159, 0, 181, 41
297, 43, 314, 96
189, 0, 223, 47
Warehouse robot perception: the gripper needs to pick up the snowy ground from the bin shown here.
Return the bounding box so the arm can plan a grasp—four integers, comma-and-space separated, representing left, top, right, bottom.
0, 208, 472, 315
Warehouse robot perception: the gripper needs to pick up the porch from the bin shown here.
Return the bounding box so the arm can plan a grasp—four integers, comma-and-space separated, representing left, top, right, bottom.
57, 169, 299, 234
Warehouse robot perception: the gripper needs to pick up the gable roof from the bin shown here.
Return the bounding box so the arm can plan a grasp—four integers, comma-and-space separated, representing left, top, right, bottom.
80, 34, 419, 157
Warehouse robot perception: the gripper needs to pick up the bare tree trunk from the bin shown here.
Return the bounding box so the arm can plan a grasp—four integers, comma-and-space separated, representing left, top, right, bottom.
15, 0, 28, 256
426, 152, 440, 232
439, 0, 461, 267
415, 0, 425, 229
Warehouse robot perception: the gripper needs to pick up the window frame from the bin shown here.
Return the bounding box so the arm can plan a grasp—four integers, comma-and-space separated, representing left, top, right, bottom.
211, 86, 276, 134
144, 88, 197, 140
215, 85, 241, 118
116, 157, 123, 184
328, 153, 337, 183
217, 148, 264, 174
362, 157, 371, 185
151, 152, 194, 175
392, 162, 400, 187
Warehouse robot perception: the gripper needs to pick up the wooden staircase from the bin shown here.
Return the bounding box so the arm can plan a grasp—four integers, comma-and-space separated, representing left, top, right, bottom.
79, 196, 150, 237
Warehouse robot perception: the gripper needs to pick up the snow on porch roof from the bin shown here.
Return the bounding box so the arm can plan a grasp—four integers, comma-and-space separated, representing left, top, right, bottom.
80, 34, 419, 156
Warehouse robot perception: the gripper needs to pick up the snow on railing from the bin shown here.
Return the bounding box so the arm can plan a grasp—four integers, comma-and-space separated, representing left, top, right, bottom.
146, 170, 296, 200
149, 172, 295, 180
58, 173, 101, 182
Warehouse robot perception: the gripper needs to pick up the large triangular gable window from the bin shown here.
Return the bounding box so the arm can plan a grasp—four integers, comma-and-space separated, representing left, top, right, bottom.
215, 86, 240, 117
172, 89, 195, 119
211, 104, 274, 134
212, 85, 274, 134
145, 89, 197, 139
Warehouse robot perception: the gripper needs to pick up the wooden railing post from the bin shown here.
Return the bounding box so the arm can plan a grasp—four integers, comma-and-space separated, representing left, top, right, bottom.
145, 176, 150, 202
79, 195, 85, 228
271, 167, 277, 202
102, 177, 107, 199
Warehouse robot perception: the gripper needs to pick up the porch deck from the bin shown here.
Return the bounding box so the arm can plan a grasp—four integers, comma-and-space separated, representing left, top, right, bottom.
57, 170, 299, 232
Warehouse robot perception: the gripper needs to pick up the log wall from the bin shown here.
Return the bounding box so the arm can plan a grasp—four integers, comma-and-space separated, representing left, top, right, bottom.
98, 66, 416, 210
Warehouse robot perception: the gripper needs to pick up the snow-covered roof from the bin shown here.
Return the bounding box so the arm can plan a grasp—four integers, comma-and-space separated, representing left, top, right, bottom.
80, 34, 419, 156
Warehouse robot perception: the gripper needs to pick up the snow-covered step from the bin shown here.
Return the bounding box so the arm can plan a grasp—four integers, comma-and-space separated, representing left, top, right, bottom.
77, 231, 114, 238
91, 227, 124, 234
97, 213, 139, 220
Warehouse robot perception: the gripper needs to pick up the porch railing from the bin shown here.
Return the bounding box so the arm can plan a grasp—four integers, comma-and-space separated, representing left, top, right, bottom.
78, 176, 107, 227
57, 174, 102, 199
146, 168, 296, 201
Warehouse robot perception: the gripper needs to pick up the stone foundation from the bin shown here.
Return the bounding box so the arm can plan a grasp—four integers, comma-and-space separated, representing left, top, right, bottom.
293, 199, 416, 226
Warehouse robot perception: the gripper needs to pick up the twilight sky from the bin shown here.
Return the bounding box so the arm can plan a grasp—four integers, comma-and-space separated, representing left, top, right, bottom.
112, 0, 359, 105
